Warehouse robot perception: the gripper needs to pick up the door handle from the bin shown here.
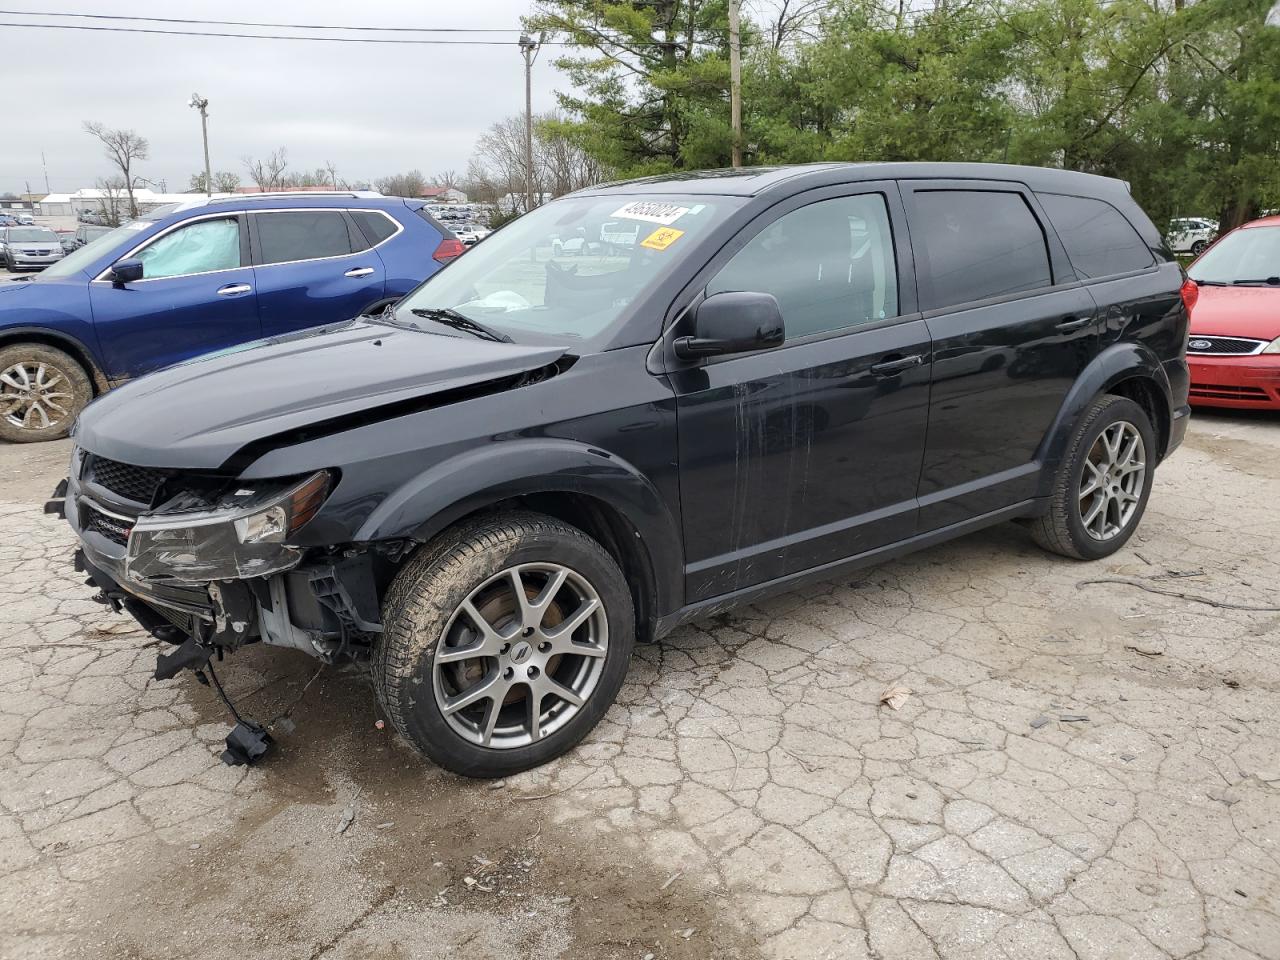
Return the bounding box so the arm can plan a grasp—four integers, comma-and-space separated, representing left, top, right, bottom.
869, 354, 925, 376
217, 283, 252, 296
344, 267, 375, 278
1056, 315, 1093, 332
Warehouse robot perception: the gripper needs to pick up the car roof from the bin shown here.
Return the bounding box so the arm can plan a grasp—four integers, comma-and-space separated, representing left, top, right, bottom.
165, 192, 417, 216
573, 161, 1130, 200
1241, 215, 1280, 230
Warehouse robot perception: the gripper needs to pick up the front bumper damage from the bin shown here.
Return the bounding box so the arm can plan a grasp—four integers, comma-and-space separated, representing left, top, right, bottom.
49, 454, 384, 765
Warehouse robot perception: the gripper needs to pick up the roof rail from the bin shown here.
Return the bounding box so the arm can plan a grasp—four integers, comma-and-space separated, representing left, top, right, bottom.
206, 190, 383, 203
169, 190, 384, 213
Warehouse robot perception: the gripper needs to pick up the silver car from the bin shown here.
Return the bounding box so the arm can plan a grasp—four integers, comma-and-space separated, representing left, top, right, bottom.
0, 226, 65, 271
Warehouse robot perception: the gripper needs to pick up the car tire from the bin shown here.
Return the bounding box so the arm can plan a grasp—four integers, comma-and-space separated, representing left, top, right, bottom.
1029, 394, 1156, 561
374, 511, 635, 778
0, 343, 93, 443
1191, 239, 1208, 256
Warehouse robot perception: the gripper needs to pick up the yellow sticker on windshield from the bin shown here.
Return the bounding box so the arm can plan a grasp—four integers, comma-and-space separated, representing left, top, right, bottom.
640, 227, 684, 251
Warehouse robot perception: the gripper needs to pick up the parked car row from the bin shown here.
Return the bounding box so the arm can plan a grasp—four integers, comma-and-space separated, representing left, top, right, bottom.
47, 162, 1194, 777
0, 191, 462, 441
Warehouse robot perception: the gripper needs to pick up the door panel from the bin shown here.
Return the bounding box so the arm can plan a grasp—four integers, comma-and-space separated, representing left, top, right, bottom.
669, 185, 931, 602
674, 321, 932, 600
901, 181, 1099, 529
251, 210, 386, 337
88, 215, 260, 379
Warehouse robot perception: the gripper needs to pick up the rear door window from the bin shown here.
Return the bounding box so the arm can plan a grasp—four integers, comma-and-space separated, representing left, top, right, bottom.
1037, 193, 1154, 279
911, 190, 1052, 310
351, 210, 399, 247
256, 211, 353, 265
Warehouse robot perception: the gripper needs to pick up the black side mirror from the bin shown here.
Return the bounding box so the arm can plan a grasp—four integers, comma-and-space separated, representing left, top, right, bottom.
110, 258, 144, 286
673, 291, 785, 360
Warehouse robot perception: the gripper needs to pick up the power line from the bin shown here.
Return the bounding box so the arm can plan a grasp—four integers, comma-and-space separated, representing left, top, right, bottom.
0, 21, 567, 45
0, 9, 521, 32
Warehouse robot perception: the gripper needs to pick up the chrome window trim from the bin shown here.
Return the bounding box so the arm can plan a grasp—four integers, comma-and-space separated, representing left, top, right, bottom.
90, 207, 404, 283
252, 207, 404, 269
90, 211, 246, 284
1186, 336, 1269, 357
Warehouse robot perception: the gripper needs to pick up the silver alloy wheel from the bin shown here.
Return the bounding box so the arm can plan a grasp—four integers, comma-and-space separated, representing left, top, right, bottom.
0, 360, 75, 431
1079, 420, 1146, 541
431, 562, 609, 749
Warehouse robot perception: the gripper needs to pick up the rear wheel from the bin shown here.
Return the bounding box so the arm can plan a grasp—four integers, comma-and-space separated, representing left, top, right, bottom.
1191, 239, 1208, 256
1029, 394, 1155, 560
0, 343, 92, 443
374, 512, 634, 778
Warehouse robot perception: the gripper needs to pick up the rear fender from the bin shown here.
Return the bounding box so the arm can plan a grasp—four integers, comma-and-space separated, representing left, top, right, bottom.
1036, 341, 1172, 496
354, 439, 684, 615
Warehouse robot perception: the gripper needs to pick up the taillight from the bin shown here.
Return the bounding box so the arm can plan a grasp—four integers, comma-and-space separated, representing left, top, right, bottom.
1180, 277, 1199, 315
433, 238, 465, 263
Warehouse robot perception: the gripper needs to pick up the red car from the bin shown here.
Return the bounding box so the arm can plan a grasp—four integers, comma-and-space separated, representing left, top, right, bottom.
1185, 215, 1280, 409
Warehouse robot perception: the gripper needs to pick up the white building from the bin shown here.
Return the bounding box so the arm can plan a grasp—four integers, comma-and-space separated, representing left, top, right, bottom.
36, 188, 233, 218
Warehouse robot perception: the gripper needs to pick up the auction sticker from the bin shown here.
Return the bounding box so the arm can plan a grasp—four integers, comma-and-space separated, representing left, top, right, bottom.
610, 200, 690, 225
640, 227, 685, 251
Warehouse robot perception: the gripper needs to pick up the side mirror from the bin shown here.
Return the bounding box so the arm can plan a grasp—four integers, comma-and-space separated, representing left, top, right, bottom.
673, 291, 785, 361
110, 258, 144, 286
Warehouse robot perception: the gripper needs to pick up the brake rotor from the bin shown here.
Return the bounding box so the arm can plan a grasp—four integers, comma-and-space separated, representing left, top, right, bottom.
450, 581, 566, 706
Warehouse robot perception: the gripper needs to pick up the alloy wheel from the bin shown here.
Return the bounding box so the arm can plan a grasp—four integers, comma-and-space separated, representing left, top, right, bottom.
432, 562, 609, 749
1078, 420, 1146, 541
0, 360, 76, 432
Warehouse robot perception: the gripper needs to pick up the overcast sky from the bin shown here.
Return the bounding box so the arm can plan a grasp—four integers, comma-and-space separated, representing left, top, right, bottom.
0, 1, 566, 195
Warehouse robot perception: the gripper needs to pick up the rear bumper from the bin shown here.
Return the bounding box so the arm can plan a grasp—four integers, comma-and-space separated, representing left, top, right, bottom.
1188, 355, 1280, 409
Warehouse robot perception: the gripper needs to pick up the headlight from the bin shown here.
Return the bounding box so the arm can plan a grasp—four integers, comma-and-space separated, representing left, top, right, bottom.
1262, 337, 1280, 354
125, 470, 332, 583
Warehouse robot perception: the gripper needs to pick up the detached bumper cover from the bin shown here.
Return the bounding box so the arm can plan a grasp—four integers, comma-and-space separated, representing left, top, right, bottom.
1188, 355, 1280, 409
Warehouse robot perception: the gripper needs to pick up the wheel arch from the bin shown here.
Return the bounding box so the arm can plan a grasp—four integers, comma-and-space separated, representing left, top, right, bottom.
354, 440, 685, 640
0, 325, 110, 394
1036, 342, 1173, 497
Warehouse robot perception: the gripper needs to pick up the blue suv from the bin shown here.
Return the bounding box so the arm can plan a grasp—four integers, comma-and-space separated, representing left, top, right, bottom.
0, 192, 462, 442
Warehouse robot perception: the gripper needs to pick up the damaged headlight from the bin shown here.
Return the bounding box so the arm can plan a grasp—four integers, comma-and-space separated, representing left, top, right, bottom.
125, 471, 333, 583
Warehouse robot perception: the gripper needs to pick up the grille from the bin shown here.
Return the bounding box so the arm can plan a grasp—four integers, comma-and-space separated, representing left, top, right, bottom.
1190, 384, 1271, 401
82, 503, 133, 545
1186, 335, 1267, 356
84, 455, 168, 505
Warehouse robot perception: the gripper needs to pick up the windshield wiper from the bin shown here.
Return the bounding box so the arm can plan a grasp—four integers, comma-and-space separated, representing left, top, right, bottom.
407, 307, 513, 343
1192, 278, 1227, 286
1231, 277, 1280, 286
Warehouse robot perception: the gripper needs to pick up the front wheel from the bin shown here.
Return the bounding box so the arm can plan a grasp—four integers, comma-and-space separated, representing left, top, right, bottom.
1029, 394, 1155, 560
0, 343, 93, 443
374, 512, 635, 778
1191, 239, 1208, 256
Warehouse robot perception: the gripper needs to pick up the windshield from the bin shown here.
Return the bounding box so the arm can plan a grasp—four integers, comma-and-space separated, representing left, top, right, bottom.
390, 194, 737, 343
37, 220, 153, 280
5, 227, 57, 242
1189, 226, 1280, 284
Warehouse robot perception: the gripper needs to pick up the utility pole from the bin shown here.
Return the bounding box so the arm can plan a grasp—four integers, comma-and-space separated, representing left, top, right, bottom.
41, 152, 50, 193
188, 93, 212, 196
729, 0, 743, 168
519, 34, 539, 214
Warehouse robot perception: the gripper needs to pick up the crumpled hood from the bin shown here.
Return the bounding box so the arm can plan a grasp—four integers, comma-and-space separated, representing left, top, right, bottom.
76, 320, 567, 470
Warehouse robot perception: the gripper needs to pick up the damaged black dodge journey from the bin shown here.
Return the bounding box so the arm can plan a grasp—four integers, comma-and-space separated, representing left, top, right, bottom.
53, 163, 1191, 777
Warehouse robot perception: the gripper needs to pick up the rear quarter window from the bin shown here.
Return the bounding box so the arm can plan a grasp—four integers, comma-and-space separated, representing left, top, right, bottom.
1037, 193, 1154, 279
351, 210, 400, 247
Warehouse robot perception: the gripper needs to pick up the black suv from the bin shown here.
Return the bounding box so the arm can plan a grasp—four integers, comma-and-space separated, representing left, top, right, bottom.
56, 163, 1190, 777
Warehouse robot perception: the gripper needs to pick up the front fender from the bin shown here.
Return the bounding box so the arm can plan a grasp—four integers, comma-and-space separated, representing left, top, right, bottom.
1036, 340, 1172, 488
354, 438, 685, 614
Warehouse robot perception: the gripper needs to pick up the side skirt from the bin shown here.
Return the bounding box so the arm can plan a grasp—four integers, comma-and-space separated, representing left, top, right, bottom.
655, 498, 1044, 638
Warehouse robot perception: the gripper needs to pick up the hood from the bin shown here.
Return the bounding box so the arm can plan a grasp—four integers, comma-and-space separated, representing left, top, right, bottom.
1190, 284, 1280, 341
76, 320, 568, 470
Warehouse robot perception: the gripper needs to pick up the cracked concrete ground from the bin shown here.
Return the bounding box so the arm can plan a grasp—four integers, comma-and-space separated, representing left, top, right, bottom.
2, 413, 1279, 960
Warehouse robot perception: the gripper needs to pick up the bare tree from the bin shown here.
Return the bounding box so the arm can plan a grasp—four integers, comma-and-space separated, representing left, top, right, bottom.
189, 170, 242, 194
750, 0, 829, 51
467, 113, 607, 214
242, 148, 290, 191
94, 176, 127, 226
374, 170, 428, 198
430, 169, 461, 191
83, 122, 149, 218
324, 160, 342, 190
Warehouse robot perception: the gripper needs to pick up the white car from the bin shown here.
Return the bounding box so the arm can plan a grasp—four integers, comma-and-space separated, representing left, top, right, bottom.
1166, 217, 1218, 256
454, 224, 490, 246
